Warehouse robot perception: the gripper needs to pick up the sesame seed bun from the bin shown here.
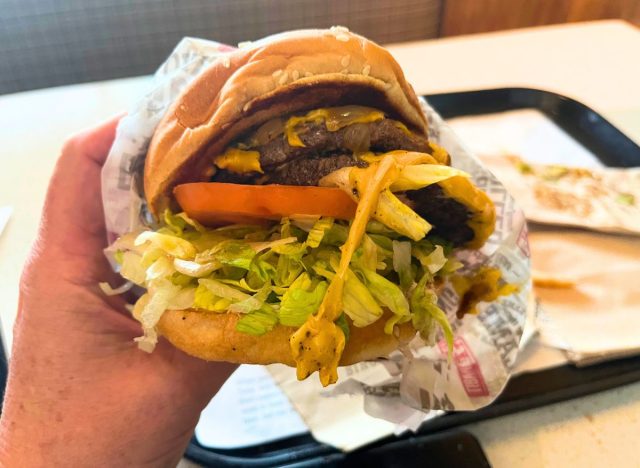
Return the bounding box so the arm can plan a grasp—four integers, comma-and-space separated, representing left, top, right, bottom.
144, 28, 428, 216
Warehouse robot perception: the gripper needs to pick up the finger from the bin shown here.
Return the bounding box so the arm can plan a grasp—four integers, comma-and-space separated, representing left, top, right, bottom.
66, 113, 125, 166
35, 115, 124, 280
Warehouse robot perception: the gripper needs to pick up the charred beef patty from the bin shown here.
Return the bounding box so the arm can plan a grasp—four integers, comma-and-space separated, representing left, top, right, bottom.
212, 118, 430, 184
211, 117, 472, 245
268, 154, 367, 186
258, 119, 431, 168
405, 185, 473, 246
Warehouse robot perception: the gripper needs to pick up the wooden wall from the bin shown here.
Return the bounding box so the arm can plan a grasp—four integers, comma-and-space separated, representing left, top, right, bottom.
441, 0, 640, 37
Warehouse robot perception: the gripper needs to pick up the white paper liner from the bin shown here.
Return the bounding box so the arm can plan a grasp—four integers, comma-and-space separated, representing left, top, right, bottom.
480, 155, 640, 235
100, 36, 532, 448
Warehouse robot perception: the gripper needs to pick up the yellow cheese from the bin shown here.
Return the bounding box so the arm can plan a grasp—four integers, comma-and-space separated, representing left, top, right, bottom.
285, 106, 385, 147
392, 120, 412, 136
428, 141, 450, 165
450, 267, 518, 318
214, 148, 263, 174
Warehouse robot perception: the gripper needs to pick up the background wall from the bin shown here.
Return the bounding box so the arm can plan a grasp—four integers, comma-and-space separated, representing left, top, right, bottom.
441, 0, 640, 36
0, 0, 638, 95
0, 0, 442, 95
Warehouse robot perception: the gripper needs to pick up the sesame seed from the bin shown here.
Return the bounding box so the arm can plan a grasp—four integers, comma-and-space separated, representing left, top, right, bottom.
362, 64, 371, 76
238, 41, 252, 49
278, 71, 289, 85
331, 25, 350, 33
222, 56, 230, 68
304, 71, 313, 78
337, 33, 350, 42
243, 102, 251, 112
272, 69, 283, 78
292, 70, 300, 80
341, 55, 350, 67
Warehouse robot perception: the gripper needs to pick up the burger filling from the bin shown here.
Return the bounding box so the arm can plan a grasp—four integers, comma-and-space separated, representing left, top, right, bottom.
108, 105, 507, 386
211, 106, 474, 246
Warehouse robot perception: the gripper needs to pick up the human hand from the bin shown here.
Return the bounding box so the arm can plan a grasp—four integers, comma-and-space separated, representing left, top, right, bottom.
0, 116, 236, 467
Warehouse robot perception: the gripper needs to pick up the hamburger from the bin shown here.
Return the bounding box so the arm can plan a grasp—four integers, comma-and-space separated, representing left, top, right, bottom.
108, 28, 500, 386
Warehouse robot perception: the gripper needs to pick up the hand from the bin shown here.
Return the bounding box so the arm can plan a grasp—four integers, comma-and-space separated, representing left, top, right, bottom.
0, 117, 236, 467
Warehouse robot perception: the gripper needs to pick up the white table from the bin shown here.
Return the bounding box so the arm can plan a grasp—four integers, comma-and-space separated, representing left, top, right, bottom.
1, 20, 639, 468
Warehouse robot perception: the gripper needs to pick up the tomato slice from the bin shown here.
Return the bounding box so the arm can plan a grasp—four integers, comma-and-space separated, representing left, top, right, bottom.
173, 182, 357, 225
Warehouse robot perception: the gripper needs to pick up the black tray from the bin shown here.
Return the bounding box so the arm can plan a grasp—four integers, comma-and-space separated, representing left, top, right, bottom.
186, 88, 640, 467
427, 87, 640, 167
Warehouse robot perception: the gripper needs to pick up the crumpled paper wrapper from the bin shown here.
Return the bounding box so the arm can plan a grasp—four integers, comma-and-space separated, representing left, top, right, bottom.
450, 110, 640, 373
101, 36, 531, 449
530, 229, 640, 365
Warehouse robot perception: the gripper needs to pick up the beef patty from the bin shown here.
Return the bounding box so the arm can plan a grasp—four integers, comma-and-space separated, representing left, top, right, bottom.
268, 154, 367, 186
405, 185, 474, 246
211, 117, 472, 245
258, 119, 431, 168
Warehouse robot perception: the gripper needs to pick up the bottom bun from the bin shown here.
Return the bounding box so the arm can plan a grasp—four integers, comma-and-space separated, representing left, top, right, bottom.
157, 309, 417, 366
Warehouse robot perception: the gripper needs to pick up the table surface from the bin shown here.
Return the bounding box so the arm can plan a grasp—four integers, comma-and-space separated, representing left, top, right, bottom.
1, 20, 639, 468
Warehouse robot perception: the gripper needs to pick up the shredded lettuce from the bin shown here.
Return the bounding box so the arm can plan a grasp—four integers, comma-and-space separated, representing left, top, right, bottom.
392, 240, 414, 291
135, 231, 196, 258
199, 278, 250, 301
290, 214, 321, 232
279, 273, 328, 326
236, 308, 278, 335
228, 284, 273, 315
164, 209, 205, 234
336, 313, 350, 342
146, 255, 175, 281
342, 268, 383, 327
193, 283, 231, 311
136, 278, 183, 348
306, 217, 335, 248
374, 189, 432, 241
411, 273, 454, 352
109, 204, 461, 356
204, 240, 257, 269
358, 267, 410, 334
412, 241, 448, 274
322, 223, 349, 246
359, 235, 378, 271
173, 258, 221, 277
113, 250, 124, 265
390, 164, 469, 191
99, 281, 133, 296
424, 245, 447, 274
250, 236, 297, 253
119, 251, 147, 284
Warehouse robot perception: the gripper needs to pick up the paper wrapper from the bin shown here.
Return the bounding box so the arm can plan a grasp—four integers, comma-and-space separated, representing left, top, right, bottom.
481, 155, 640, 235
530, 229, 640, 364
449, 110, 640, 372
101, 37, 531, 447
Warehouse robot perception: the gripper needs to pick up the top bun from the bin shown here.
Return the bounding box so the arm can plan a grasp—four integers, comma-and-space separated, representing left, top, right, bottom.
144, 28, 428, 215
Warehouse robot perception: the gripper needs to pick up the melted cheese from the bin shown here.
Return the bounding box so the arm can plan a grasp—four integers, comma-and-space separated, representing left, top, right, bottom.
428, 141, 450, 165
284, 106, 385, 147
214, 148, 263, 174
450, 267, 518, 318
290, 156, 399, 386
392, 120, 412, 136
357, 149, 437, 166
